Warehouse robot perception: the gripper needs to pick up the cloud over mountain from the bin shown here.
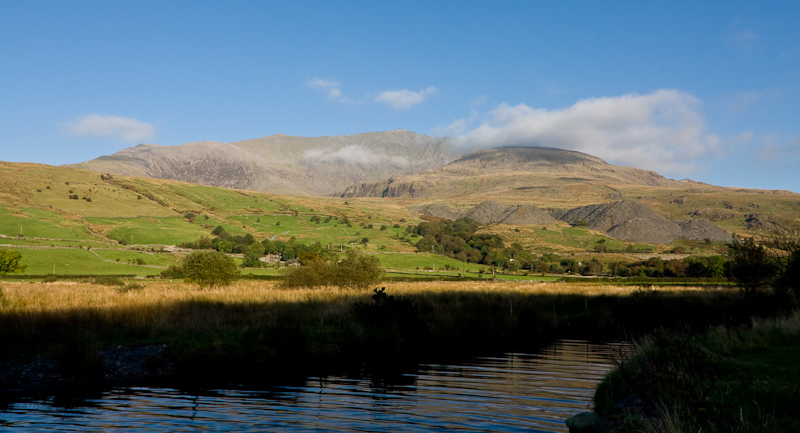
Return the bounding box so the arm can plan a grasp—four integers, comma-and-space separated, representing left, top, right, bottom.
452, 89, 721, 176
303, 144, 410, 167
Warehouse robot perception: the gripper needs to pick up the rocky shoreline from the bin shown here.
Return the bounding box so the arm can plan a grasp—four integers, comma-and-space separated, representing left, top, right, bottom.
0, 344, 173, 396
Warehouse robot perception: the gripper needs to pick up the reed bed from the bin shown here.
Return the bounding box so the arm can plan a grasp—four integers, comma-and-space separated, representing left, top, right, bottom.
0, 280, 724, 313
0, 280, 752, 387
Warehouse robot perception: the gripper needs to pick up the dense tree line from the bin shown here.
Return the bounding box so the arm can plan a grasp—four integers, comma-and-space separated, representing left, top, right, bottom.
179, 224, 341, 268
409, 218, 526, 270
608, 255, 728, 278
406, 218, 745, 278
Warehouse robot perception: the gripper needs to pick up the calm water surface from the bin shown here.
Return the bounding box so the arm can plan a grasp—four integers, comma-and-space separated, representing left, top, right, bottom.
0, 339, 624, 432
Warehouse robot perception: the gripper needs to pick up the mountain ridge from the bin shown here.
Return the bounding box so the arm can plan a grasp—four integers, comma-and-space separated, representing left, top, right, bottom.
338, 146, 688, 199
68, 131, 460, 196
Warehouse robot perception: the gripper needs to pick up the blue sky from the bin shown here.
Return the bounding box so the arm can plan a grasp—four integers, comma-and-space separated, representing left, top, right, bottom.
2, 1, 799, 192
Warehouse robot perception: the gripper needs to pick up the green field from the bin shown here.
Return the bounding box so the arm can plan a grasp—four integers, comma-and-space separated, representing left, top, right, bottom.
85, 216, 214, 245
0, 206, 93, 240
91, 249, 180, 268
3, 247, 163, 276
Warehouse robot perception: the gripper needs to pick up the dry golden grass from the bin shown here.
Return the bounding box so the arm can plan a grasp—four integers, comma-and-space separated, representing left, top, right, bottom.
0, 280, 722, 313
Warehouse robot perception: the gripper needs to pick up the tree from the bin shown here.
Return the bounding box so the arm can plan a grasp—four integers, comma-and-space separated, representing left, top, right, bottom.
215, 240, 234, 253
728, 236, 776, 298
770, 233, 800, 298
212, 225, 227, 236
182, 251, 239, 289
241, 242, 266, 268
0, 249, 26, 274
333, 251, 384, 289
282, 251, 383, 290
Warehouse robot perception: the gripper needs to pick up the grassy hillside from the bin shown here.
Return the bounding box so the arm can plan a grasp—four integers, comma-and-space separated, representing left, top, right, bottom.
0, 161, 796, 278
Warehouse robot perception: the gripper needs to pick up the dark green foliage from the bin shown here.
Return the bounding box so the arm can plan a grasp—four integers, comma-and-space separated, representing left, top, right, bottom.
410, 217, 521, 267
0, 249, 27, 274
211, 225, 227, 236
607, 255, 729, 279
241, 242, 266, 268
772, 235, 800, 299
282, 251, 384, 290
728, 236, 777, 297
182, 251, 240, 289
160, 265, 185, 279
261, 239, 281, 255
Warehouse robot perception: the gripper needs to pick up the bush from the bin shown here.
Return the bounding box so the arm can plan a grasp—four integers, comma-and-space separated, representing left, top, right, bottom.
160, 265, 185, 279
0, 249, 27, 274
182, 251, 239, 289
282, 251, 383, 290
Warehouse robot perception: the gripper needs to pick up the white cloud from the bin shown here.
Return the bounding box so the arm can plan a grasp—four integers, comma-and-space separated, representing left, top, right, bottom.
307, 78, 346, 100
66, 114, 154, 142
303, 145, 409, 167
453, 89, 722, 176
375, 86, 437, 110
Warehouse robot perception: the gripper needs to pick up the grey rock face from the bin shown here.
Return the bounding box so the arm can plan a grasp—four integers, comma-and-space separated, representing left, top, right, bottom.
553, 201, 731, 244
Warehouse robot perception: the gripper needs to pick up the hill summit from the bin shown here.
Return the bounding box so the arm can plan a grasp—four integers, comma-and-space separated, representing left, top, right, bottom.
339, 146, 685, 199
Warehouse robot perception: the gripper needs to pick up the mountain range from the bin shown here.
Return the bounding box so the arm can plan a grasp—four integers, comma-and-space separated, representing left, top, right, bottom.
68, 131, 459, 196
66, 130, 800, 241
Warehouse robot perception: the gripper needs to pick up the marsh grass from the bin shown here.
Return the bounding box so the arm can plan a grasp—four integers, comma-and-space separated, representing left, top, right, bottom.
595, 311, 800, 433
0, 281, 754, 387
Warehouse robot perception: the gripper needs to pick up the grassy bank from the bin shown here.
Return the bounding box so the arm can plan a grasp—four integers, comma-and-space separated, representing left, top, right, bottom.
594, 311, 800, 433
0, 281, 767, 390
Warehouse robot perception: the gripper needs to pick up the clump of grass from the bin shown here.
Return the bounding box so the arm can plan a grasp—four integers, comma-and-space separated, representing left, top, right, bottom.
116, 281, 146, 293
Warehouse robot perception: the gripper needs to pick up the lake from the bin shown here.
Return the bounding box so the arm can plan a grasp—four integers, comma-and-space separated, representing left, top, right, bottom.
0, 339, 624, 432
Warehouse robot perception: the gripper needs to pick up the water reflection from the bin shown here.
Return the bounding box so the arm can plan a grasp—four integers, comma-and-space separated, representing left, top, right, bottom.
0, 339, 624, 432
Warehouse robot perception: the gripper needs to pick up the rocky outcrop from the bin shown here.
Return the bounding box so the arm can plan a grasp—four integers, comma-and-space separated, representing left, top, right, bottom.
340, 179, 428, 198
409, 203, 461, 220
412, 200, 557, 225
553, 201, 732, 244
501, 205, 558, 225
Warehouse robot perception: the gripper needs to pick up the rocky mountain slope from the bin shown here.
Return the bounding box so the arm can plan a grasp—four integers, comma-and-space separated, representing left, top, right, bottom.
412, 201, 557, 225
68, 131, 460, 196
413, 200, 731, 244
338, 147, 688, 200
551, 201, 732, 244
